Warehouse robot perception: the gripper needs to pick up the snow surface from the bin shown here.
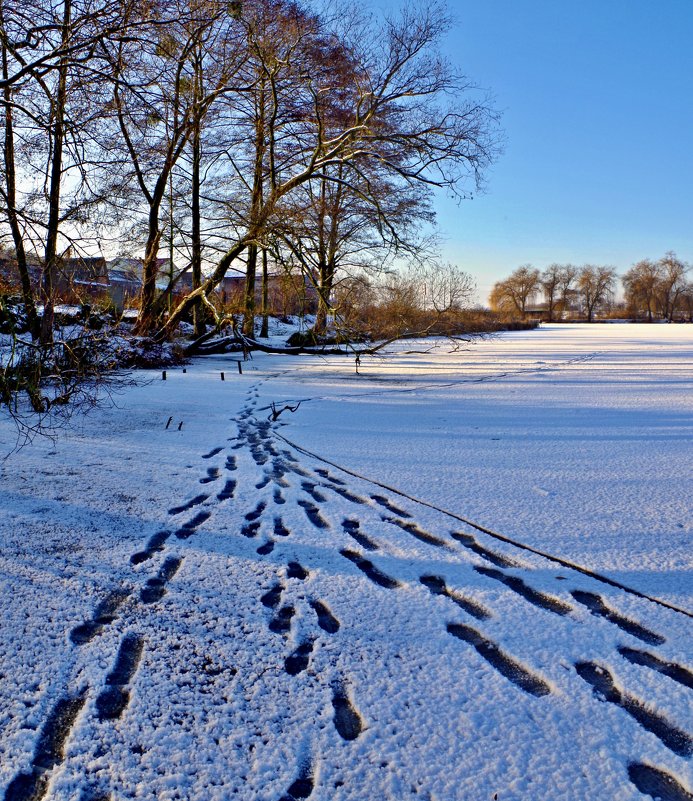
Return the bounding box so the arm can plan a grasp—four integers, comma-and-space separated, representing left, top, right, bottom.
0, 323, 691, 801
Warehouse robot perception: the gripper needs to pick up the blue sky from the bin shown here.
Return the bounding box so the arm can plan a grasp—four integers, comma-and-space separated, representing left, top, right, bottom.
429, 0, 693, 302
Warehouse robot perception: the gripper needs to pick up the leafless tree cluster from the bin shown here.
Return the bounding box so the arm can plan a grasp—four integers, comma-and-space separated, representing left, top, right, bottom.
0, 0, 500, 417
0, 0, 499, 335
489, 264, 616, 322
622, 253, 690, 322
339, 262, 477, 340
491, 254, 691, 323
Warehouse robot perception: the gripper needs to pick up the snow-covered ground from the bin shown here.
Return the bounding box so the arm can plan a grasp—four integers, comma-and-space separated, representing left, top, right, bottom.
0, 323, 691, 801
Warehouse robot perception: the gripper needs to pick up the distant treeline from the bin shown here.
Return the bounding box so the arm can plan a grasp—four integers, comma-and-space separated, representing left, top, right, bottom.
489, 256, 692, 322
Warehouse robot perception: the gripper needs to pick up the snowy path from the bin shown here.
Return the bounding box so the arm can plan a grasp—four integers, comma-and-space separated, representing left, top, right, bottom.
1, 325, 692, 800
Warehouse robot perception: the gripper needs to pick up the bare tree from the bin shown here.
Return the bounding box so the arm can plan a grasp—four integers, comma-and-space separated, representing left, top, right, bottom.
540, 264, 562, 322
489, 265, 540, 316
656, 252, 688, 322
0, 0, 40, 338
152, 1, 500, 340
679, 282, 693, 322
622, 259, 660, 321
577, 265, 616, 322
419, 262, 475, 314
557, 265, 578, 317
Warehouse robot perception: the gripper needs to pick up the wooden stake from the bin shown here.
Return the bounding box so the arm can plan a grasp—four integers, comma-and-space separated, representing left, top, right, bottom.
162, 370, 167, 380
165, 416, 173, 429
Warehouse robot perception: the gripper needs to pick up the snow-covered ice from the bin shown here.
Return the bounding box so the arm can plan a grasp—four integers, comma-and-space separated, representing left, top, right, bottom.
0, 323, 691, 801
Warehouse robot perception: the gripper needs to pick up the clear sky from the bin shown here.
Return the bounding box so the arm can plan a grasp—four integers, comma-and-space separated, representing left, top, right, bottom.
429, 0, 693, 303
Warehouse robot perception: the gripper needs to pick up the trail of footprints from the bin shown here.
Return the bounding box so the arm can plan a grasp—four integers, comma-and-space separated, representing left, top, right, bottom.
269, 441, 692, 798
95, 634, 145, 721
258, 540, 362, 750
5, 692, 88, 801
575, 662, 692, 757
7, 410, 234, 798
11, 387, 691, 801
70, 589, 131, 645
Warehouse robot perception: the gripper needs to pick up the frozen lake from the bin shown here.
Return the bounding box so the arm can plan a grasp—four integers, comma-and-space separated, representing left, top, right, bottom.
0, 323, 691, 801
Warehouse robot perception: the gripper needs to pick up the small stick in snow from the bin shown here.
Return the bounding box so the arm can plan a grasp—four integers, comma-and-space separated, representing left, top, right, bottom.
165, 416, 173, 430
162, 370, 167, 380
220, 372, 225, 381
269, 401, 302, 421
178, 421, 183, 431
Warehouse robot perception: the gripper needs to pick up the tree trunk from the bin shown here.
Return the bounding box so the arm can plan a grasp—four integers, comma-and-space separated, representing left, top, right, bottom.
313, 171, 341, 335
260, 248, 269, 337
244, 243, 257, 337
1, 12, 39, 339
41, 0, 71, 346
242, 85, 266, 337
133, 217, 163, 335
134, 155, 185, 334
191, 118, 204, 336
314, 262, 335, 335
191, 49, 205, 337
156, 239, 247, 340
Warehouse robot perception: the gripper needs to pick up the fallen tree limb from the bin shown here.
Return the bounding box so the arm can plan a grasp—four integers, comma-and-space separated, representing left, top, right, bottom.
185, 329, 480, 358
